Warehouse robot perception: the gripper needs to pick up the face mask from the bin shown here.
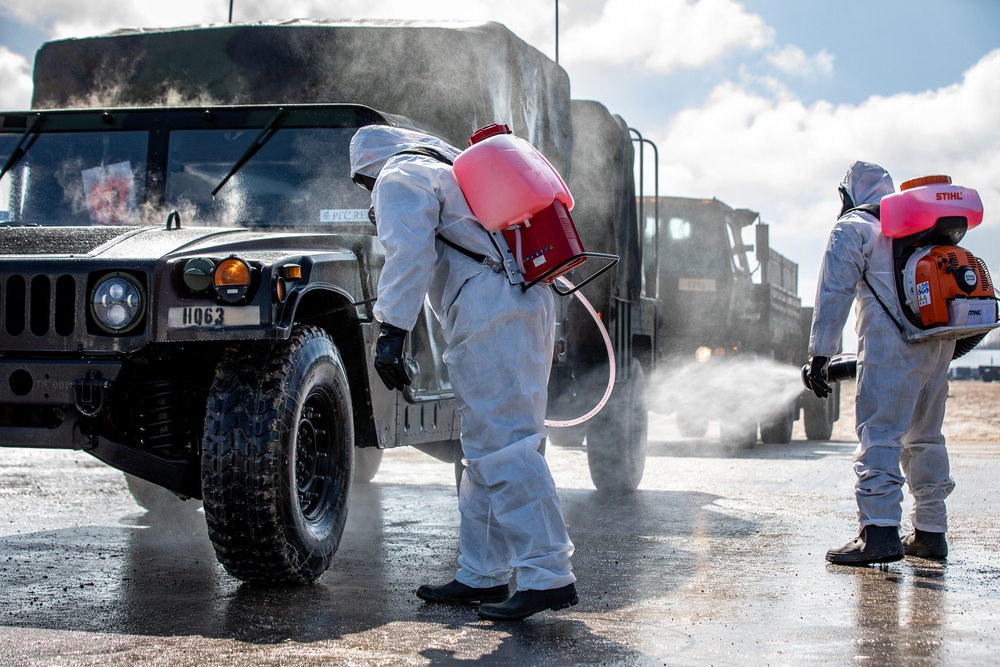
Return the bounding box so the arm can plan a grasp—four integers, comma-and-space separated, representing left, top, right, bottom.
352, 173, 377, 192
838, 185, 855, 217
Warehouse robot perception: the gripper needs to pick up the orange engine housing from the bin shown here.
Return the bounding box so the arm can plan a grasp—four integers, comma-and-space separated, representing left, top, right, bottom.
904, 245, 995, 327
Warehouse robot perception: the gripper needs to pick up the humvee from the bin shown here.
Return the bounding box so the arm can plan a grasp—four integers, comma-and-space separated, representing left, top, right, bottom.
1, 21, 651, 584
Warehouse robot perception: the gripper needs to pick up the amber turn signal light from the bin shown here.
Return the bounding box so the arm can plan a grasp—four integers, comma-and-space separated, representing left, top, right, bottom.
213, 257, 251, 303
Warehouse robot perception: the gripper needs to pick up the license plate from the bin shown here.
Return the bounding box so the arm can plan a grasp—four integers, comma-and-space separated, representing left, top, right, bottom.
168, 306, 259, 328
678, 278, 717, 292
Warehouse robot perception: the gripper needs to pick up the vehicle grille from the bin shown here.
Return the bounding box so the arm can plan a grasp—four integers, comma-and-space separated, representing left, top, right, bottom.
1, 273, 78, 342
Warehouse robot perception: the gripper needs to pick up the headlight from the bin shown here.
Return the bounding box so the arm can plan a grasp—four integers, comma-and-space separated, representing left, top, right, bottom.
91, 272, 145, 333
694, 346, 712, 363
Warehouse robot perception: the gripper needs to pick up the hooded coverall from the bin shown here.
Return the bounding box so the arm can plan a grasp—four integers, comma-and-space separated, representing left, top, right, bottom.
810, 161, 956, 534
349, 125, 576, 592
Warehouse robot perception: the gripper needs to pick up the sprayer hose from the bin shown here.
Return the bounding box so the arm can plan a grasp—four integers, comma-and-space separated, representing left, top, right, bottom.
544, 276, 617, 428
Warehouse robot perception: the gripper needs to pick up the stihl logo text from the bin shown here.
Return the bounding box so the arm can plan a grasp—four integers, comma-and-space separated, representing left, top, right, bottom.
936, 192, 963, 201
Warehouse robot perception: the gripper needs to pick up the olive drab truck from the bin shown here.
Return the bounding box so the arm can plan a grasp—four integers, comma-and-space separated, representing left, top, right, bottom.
0, 20, 655, 585
637, 196, 839, 447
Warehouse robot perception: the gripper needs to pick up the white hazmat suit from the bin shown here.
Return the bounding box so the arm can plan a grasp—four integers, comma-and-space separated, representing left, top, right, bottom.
810, 161, 956, 539
349, 125, 576, 594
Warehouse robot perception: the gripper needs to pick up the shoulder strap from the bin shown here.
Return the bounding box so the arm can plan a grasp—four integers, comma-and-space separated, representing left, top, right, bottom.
845, 203, 880, 219
393, 148, 505, 273
394, 146, 454, 166
846, 202, 905, 333
861, 273, 906, 335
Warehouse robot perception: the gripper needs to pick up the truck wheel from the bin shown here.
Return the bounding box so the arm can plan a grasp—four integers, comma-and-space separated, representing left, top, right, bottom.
720, 419, 757, 449
760, 406, 794, 444
586, 360, 647, 493
803, 394, 835, 440
676, 413, 709, 438
201, 325, 353, 585
354, 447, 383, 483
124, 473, 200, 512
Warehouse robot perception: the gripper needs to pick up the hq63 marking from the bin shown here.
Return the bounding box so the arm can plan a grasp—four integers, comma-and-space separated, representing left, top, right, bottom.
168, 305, 259, 329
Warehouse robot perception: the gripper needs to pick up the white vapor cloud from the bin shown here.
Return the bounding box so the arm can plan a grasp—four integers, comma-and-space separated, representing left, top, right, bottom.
0, 0, 563, 56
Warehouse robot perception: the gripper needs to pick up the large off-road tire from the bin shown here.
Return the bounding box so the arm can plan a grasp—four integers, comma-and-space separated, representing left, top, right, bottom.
803, 393, 836, 441
353, 447, 383, 483
201, 325, 354, 585
124, 473, 201, 512
586, 359, 648, 493
760, 405, 795, 444
676, 413, 709, 438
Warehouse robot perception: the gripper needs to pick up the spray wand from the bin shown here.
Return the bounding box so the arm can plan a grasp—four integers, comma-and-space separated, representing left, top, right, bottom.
800, 353, 858, 393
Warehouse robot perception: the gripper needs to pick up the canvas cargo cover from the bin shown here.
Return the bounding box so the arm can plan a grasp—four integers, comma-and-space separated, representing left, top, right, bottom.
30, 19, 573, 173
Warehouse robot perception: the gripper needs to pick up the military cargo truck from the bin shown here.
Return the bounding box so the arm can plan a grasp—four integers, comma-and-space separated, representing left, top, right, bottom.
638, 196, 839, 446
544, 101, 652, 491
0, 21, 653, 583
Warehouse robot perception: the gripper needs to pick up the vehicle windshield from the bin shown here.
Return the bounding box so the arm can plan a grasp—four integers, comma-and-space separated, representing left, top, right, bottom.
657, 213, 734, 275
0, 123, 372, 229
166, 127, 370, 229
0, 130, 148, 226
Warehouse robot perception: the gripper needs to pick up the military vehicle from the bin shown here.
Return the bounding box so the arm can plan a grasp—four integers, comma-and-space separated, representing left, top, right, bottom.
0, 21, 651, 583
638, 196, 839, 446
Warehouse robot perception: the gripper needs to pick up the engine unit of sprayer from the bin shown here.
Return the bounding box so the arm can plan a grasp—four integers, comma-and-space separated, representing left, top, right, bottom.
901, 245, 996, 328
879, 174, 999, 341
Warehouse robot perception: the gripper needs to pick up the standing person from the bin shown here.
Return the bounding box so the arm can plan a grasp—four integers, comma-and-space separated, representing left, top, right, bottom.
349, 124, 578, 620
805, 161, 955, 566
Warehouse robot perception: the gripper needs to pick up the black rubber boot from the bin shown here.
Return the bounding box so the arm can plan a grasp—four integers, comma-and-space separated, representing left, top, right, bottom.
902, 529, 948, 560
416, 580, 510, 605
477, 583, 579, 621
825, 525, 904, 566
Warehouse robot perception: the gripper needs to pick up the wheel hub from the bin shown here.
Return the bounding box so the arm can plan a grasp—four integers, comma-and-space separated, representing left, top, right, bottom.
295, 395, 334, 520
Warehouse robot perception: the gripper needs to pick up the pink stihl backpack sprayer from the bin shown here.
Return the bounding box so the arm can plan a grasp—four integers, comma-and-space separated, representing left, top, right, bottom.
858, 174, 998, 356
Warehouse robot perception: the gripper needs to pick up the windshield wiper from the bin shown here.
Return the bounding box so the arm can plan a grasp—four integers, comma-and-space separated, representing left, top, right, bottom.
211, 107, 285, 196
0, 113, 43, 181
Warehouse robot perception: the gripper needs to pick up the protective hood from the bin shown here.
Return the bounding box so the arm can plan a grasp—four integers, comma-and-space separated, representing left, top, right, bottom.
841, 161, 895, 208
349, 125, 462, 179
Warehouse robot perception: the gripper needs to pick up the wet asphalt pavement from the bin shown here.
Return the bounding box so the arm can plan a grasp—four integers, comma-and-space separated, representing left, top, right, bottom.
1, 414, 999, 666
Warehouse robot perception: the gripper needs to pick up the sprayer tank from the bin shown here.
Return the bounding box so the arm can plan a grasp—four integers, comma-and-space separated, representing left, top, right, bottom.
880, 175, 984, 239
453, 131, 574, 231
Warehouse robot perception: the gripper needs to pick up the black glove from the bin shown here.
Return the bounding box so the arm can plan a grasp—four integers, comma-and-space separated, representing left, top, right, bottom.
803, 355, 831, 399
374, 322, 411, 391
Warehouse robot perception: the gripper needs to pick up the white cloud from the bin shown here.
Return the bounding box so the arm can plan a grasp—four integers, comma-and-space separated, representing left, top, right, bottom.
0, 47, 33, 109
651, 48, 1000, 339
766, 45, 834, 76
561, 0, 774, 73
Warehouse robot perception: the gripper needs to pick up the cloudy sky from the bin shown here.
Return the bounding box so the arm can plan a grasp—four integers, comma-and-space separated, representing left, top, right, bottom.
1, 0, 999, 346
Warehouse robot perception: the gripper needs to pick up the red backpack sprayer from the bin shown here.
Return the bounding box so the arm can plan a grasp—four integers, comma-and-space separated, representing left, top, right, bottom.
452, 124, 620, 425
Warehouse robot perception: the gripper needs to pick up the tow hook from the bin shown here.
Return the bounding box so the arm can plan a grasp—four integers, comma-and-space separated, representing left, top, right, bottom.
73, 371, 112, 417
